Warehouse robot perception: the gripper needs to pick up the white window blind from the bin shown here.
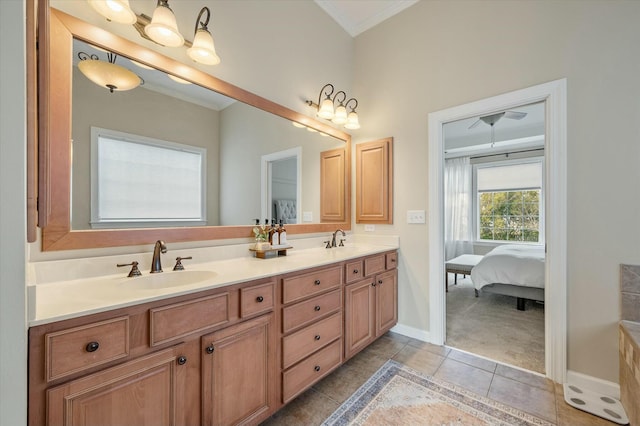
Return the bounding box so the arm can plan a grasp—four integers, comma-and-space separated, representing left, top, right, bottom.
477, 162, 542, 192
91, 128, 206, 226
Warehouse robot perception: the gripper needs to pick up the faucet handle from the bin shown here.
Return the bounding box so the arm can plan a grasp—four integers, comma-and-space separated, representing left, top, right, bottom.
339, 238, 345, 247
117, 261, 142, 277
173, 256, 193, 271
324, 240, 332, 249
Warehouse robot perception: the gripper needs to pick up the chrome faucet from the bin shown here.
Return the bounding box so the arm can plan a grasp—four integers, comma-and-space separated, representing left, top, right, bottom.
330, 229, 346, 248
151, 240, 167, 273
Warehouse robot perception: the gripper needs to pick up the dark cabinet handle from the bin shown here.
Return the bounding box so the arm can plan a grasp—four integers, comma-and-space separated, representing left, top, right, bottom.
314, 279, 321, 285
85, 341, 100, 353
391, 258, 396, 263
378, 279, 383, 285
177, 356, 187, 365
353, 269, 359, 274
256, 296, 264, 303
314, 365, 321, 372
314, 335, 321, 341
314, 305, 321, 312
372, 282, 377, 287
205, 345, 214, 354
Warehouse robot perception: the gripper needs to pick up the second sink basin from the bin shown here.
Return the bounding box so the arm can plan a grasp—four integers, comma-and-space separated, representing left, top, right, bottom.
125, 270, 216, 290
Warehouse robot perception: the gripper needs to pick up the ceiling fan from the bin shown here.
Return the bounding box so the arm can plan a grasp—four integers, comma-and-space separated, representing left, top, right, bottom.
468, 110, 527, 130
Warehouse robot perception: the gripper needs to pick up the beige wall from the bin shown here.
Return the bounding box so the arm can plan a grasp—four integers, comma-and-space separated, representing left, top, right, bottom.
352, 0, 640, 383
0, 1, 27, 425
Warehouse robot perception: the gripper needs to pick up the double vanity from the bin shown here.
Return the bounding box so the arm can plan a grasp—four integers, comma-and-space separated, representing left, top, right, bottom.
27, 238, 398, 426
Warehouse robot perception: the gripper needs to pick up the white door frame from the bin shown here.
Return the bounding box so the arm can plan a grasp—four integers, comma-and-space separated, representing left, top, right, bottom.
427, 79, 567, 383
260, 147, 302, 222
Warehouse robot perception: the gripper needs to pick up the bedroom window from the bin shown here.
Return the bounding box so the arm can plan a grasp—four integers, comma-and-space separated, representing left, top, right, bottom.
475, 159, 543, 243
90, 127, 206, 228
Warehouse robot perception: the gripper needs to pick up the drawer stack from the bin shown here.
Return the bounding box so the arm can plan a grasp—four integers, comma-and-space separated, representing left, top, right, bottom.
281, 265, 344, 403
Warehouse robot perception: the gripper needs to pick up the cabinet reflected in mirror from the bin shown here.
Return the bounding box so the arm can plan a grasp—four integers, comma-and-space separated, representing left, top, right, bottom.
38, 7, 350, 250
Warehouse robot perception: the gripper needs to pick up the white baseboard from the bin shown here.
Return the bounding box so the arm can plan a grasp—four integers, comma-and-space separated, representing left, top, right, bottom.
566, 370, 620, 399
390, 323, 430, 342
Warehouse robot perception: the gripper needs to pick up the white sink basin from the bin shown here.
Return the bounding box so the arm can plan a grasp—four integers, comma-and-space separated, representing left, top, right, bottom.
125, 270, 216, 290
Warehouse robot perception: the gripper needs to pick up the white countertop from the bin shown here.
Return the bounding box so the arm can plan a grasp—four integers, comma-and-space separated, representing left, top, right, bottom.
28, 236, 399, 327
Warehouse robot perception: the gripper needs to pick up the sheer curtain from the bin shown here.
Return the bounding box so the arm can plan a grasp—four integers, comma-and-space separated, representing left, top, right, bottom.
444, 157, 474, 260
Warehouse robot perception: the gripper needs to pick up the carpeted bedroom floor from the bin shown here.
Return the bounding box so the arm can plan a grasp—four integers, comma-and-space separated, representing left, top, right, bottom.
446, 274, 545, 374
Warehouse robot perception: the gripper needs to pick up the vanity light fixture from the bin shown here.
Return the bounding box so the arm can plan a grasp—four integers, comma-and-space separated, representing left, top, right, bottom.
144, 0, 184, 47
187, 7, 221, 65
167, 74, 192, 85
306, 84, 361, 130
77, 51, 142, 93
87, 0, 136, 24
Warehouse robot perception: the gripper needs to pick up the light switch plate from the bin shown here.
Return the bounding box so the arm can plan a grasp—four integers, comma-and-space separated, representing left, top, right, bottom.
303, 211, 313, 222
364, 224, 375, 232
407, 210, 426, 224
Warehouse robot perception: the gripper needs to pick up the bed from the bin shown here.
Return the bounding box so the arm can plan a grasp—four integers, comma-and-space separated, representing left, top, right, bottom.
273, 199, 297, 224
470, 244, 545, 310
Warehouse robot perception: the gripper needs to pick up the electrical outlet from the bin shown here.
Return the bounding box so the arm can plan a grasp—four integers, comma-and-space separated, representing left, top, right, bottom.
364, 224, 375, 232
302, 211, 313, 222
407, 210, 426, 224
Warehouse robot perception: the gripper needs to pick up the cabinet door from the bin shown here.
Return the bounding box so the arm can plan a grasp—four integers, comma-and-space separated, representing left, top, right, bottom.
320, 148, 347, 222
344, 279, 376, 359
355, 138, 393, 224
375, 269, 398, 337
202, 314, 275, 426
47, 344, 188, 426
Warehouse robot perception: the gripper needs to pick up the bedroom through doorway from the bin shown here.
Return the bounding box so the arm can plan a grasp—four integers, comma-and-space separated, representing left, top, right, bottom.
442, 101, 546, 373
428, 79, 567, 383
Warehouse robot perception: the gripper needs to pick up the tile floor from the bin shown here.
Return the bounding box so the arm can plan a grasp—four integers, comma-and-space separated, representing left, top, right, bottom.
261, 332, 618, 425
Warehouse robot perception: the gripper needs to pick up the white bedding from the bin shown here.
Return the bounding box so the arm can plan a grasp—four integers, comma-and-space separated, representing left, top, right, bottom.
470, 244, 545, 291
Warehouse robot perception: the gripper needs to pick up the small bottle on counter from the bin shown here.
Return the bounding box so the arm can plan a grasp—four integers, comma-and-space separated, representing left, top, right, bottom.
269, 219, 278, 245
279, 219, 287, 246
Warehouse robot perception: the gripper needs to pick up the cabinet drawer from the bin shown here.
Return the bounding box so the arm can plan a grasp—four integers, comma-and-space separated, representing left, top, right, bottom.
345, 260, 364, 284
364, 254, 386, 276
150, 292, 231, 346
282, 339, 342, 403
45, 316, 129, 382
282, 266, 342, 304
282, 312, 342, 369
386, 252, 397, 269
240, 281, 275, 318
282, 289, 341, 333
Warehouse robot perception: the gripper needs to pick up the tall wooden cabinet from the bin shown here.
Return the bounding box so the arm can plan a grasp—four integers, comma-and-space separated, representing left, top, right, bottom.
355, 138, 393, 224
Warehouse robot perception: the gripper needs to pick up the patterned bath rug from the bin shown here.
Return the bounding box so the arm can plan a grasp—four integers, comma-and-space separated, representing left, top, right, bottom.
322, 360, 554, 426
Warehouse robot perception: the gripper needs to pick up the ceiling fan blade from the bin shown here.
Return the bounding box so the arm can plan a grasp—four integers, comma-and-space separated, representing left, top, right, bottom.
468, 119, 482, 129
504, 111, 527, 120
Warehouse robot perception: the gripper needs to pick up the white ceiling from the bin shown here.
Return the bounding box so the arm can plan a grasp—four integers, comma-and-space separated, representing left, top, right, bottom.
314, 0, 419, 37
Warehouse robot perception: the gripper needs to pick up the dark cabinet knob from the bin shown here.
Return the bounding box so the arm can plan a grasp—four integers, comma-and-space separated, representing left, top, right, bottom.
314, 335, 321, 341
314, 279, 321, 285
314, 305, 321, 312
256, 296, 264, 303
378, 279, 383, 285
314, 365, 321, 372
353, 269, 359, 274
391, 258, 396, 263
205, 345, 214, 354
372, 282, 377, 287
177, 356, 187, 365
85, 341, 100, 353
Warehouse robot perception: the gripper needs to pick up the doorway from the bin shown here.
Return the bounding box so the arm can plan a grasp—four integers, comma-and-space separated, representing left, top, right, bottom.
427, 79, 567, 383
261, 147, 302, 224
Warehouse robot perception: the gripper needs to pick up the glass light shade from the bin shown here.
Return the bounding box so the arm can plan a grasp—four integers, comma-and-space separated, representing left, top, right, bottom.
318, 98, 335, 119
144, 4, 184, 47
87, 0, 137, 24
187, 29, 221, 65
332, 104, 347, 125
167, 74, 191, 84
292, 121, 306, 128
344, 111, 360, 129
78, 59, 141, 92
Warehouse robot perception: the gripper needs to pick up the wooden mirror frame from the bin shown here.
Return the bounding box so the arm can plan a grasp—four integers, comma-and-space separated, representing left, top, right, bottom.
37, 4, 351, 251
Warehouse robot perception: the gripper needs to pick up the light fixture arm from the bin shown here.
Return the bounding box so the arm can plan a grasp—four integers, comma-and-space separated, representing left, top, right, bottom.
194, 6, 211, 34
345, 98, 358, 112
333, 91, 347, 106
318, 83, 335, 107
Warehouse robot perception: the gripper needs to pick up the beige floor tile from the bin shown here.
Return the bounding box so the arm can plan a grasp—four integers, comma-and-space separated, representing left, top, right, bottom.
488, 374, 556, 424
260, 387, 338, 426
360, 334, 407, 358
434, 358, 494, 396
495, 363, 554, 393
392, 345, 445, 376
447, 347, 497, 373
554, 383, 618, 426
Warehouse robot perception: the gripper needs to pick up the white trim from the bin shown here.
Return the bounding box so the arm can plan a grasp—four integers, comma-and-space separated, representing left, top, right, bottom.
566, 370, 621, 399
428, 78, 567, 383
260, 147, 302, 223
391, 323, 431, 342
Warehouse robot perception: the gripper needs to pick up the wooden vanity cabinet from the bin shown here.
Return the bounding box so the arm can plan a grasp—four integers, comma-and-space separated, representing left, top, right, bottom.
344, 252, 398, 360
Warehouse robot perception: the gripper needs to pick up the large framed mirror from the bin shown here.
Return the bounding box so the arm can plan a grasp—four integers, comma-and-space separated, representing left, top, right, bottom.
38, 4, 351, 251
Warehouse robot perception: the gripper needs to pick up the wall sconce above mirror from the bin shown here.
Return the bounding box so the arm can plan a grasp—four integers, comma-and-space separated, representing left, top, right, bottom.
306, 83, 361, 130
88, 0, 221, 65
77, 49, 142, 92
